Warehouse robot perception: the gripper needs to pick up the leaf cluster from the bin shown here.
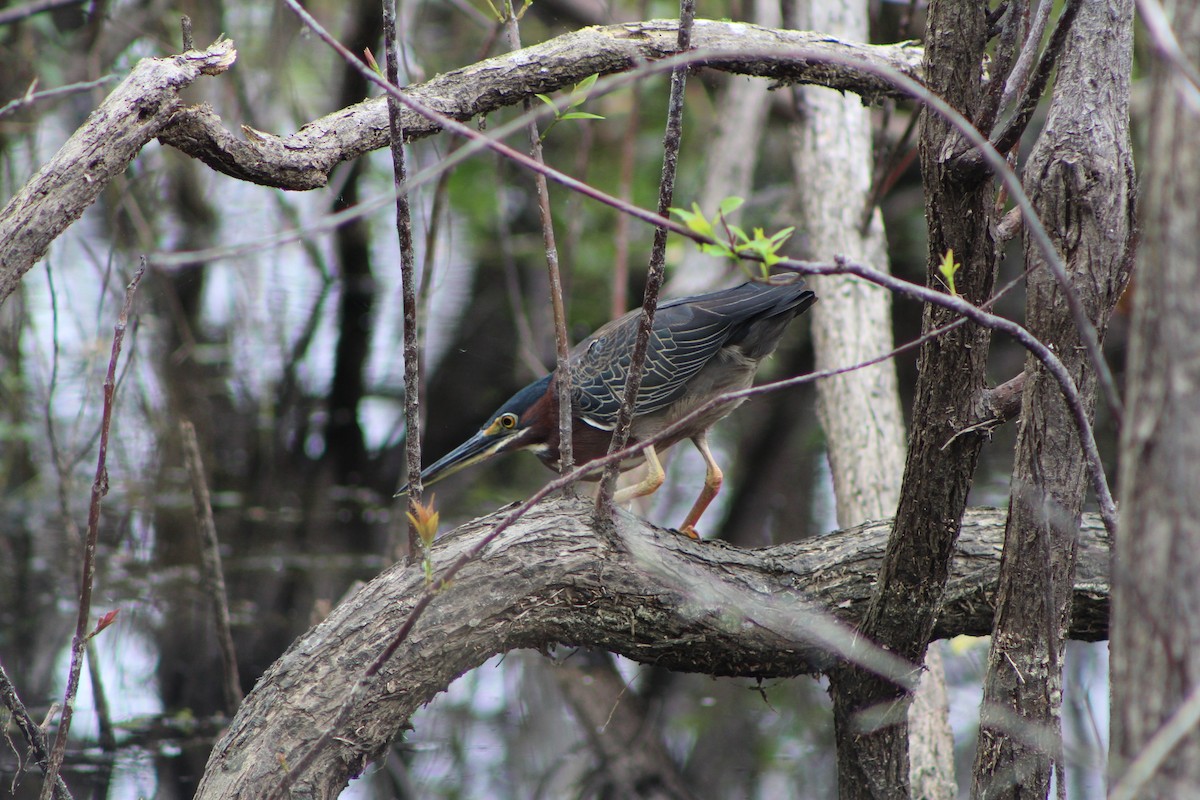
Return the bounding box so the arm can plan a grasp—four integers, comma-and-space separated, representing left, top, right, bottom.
670, 197, 795, 278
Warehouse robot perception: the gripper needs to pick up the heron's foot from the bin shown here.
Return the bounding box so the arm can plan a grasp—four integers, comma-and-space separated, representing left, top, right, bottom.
676, 524, 701, 540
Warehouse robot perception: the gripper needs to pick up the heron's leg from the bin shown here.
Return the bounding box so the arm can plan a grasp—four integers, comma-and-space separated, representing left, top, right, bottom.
678, 431, 722, 539
613, 444, 665, 503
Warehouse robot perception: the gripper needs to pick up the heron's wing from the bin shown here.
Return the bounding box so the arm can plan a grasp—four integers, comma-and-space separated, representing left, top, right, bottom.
570, 281, 813, 428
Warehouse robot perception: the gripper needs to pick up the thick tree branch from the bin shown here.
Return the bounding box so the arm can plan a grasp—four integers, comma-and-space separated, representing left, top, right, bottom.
194, 496, 1109, 800
157, 20, 922, 191
0, 39, 235, 306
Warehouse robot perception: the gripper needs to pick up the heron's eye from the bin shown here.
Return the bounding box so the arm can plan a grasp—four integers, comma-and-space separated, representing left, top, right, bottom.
498, 412, 519, 430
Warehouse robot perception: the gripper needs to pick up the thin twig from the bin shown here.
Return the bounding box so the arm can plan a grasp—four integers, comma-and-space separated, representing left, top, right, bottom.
990, 0, 1083, 155
1109, 682, 1200, 800
0, 0, 87, 26
999, 0, 1054, 115
501, 0, 574, 479
0, 75, 116, 120
383, 0, 425, 563
180, 14, 194, 51
40, 264, 144, 800
596, 0, 695, 515
0, 659, 73, 800
974, 0, 1024, 137
179, 419, 242, 716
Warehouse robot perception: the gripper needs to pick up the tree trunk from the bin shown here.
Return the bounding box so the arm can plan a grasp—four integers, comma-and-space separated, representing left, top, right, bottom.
1110, 3, 1200, 797
971, 1, 1135, 797
789, 0, 953, 792
828, 1, 997, 796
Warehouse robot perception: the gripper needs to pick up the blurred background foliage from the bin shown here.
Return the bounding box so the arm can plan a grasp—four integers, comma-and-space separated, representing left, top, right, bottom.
0, 0, 1118, 797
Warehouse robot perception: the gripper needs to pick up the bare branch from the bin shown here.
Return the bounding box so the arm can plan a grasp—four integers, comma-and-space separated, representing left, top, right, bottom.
380, 0, 425, 560
0, 75, 116, 120
597, 1, 695, 514
989, 0, 1084, 156
0, 659, 72, 799
41, 265, 144, 800
179, 420, 242, 716
499, 0, 575, 478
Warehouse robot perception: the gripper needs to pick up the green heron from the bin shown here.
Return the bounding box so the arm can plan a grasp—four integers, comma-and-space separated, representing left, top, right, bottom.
404, 278, 816, 536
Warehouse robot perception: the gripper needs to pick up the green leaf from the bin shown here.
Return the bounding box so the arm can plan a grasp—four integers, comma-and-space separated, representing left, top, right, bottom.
568, 73, 600, 108
670, 204, 715, 238
769, 226, 795, 246
717, 196, 745, 216
560, 111, 605, 121
937, 248, 961, 297
535, 93, 557, 110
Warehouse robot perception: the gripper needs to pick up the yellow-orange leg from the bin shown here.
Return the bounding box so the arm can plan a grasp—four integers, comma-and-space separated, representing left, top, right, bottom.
613, 444, 665, 504
678, 432, 722, 539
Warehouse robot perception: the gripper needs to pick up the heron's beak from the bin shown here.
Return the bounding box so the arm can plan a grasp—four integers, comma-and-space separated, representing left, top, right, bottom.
394, 428, 517, 497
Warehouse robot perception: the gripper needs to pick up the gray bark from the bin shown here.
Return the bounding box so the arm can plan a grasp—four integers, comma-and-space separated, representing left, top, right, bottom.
192, 497, 1110, 800
1110, 2, 1200, 798
790, 4, 907, 530
972, 1, 1135, 797
157, 21, 924, 191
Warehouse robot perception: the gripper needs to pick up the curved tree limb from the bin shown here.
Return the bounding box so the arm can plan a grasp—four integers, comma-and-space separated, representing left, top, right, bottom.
194, 497, 1109, 800
156, 20, 923, 191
